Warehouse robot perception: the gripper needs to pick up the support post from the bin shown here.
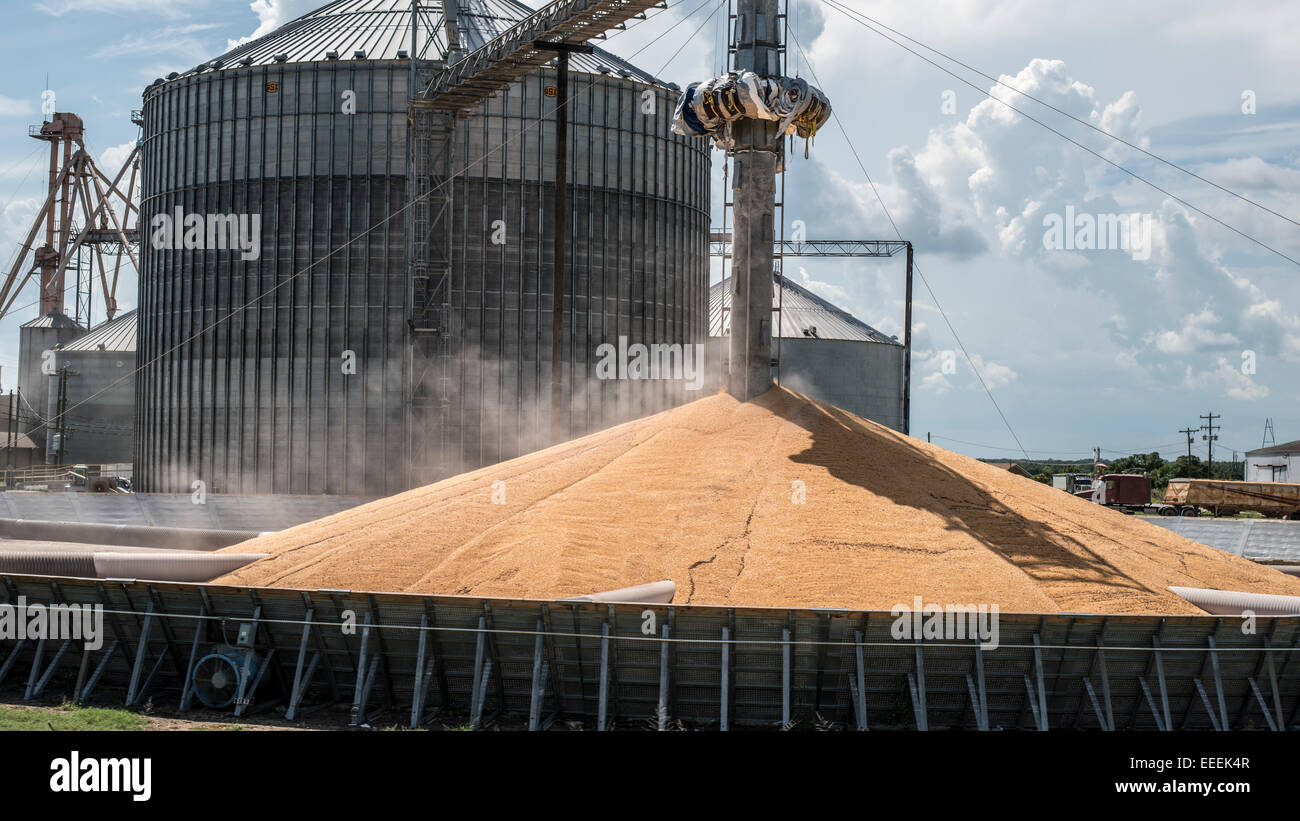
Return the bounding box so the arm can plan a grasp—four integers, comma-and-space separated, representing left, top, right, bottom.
532, 40, 591, 442
903, 242, 913, 434
551, 49, 568, 443
781, 627, 791, 726
597, 620, 610, 732
124, 604, 154, 708
853, 630, 868, 731
720, 626, 730, 731
656, 623, 670, 730
528, 618, 546, 731
286, 609, 315, 721
908, 645, 928, 731
727, 0, 780, 401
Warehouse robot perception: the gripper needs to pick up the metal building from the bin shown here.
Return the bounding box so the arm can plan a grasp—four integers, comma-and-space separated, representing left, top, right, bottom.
707, 275, 906, 430
45, 309, 137, 464
135, 0, 711, 496
1245, 440, 1300, 483
16, 311, 84, 455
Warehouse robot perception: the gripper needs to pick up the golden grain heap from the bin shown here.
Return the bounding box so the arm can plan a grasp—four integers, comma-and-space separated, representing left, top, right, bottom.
215, 387, 1300, 614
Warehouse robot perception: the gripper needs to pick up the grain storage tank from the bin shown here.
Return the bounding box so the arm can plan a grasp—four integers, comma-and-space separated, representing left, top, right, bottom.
707, 276, 906, 430
44, 309, 137, 465
135, 0, 710, 497
17, 311, 84, 456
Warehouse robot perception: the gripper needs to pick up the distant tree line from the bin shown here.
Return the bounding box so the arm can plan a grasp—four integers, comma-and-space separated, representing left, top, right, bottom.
985, 454, 1244, 488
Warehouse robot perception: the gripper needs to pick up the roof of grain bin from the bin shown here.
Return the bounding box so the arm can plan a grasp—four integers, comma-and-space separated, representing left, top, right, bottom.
186, 0, 663, 85
54, 309, 136, 353
708, 276, 901, 344
20, 311, 83, 330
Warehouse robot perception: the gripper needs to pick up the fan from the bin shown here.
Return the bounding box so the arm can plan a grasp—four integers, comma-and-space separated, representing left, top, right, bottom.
192, 650, 259, 709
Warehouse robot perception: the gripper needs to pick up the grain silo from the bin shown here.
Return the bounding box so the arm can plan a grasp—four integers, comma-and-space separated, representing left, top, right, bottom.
707, 275, 906, 430
45, 309, 137, 465
135, 0, 711, 497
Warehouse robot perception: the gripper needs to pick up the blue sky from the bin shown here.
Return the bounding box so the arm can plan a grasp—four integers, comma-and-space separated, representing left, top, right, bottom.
2, 0, 1299, 466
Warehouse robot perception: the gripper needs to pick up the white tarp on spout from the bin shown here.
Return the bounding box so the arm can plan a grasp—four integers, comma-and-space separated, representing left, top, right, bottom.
672, 70, 831, 151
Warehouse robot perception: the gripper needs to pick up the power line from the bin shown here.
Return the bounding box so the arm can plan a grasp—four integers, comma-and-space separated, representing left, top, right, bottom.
817, 0, 1300, 230
815, 0, 1300, 270
786, 26, 1031, 460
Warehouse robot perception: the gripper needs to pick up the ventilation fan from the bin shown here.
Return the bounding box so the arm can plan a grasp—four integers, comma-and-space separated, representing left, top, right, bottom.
192, 649, 259, 709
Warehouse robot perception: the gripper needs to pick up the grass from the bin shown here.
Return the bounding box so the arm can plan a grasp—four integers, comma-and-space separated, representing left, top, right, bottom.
0, 703, 148, 732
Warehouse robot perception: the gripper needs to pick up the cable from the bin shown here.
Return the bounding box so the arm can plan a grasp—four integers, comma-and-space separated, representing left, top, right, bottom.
652, 0, 727, 76
819, 0, 1300, 231
928, 434, 1088, 457
815, 0, 1300, 270
786, 26, 1031, 460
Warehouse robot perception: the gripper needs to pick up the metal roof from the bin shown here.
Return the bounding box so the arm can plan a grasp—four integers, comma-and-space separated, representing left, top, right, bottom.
1246, 440, 1300, 456
709, 276, 902, 345
178, 0, 663, 86
20, 312, 83, 330
55, 310, 137, 353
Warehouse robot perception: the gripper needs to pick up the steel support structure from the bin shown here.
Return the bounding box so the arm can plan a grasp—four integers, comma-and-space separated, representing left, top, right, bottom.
1, 112, 140, 324
727, 0, 783, 401
2, 574, 1298, 731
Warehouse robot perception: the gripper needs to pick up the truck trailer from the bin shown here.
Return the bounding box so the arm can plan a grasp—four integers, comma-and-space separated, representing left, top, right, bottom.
1072, 473, 1190, 516
1164, 479, 1300, 518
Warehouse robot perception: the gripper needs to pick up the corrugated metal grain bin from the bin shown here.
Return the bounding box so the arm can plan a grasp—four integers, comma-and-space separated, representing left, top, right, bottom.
134, 0, 710, 497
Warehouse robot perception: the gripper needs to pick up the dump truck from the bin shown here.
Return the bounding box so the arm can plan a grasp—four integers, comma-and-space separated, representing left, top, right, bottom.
1072, 473, 1189, 516
1164, 479, 1300, 518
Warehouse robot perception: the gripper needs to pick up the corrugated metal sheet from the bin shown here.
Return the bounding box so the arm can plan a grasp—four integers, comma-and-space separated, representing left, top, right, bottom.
709, 276, 900, 344
55, 309, 137, 353
1145, 517, 1300, 563
183, 0, 663, 85
136, 0, 711, 497
19, 311, 83, 330
1248, 439, 1300, 456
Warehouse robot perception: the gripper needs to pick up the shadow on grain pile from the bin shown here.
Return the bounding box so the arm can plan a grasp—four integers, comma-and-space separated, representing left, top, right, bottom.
213, 386, 1300, 614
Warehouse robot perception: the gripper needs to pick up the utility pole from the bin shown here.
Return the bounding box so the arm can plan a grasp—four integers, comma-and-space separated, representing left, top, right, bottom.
1179, 426, 1197, 478
1263, 418, 1275, 448
55, 367, 69, 466
536, 40, 593, 443
728, 0, 782, 401
1200, 412, 1219, 478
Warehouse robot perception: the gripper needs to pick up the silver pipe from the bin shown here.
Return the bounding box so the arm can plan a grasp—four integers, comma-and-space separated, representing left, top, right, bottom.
563, 580, 676, 604
1169, 585, 1300, 616
0, 518, 267, 550
92, 552, 267, 583
0, 550, 265, 582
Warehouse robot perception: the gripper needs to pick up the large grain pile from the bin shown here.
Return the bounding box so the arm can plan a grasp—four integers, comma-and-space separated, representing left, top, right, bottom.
215, 387, 1300, 613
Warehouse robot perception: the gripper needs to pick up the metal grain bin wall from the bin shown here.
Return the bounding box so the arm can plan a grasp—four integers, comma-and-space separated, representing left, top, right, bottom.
445, 70, 710, 470
134, 0, 710, 497
137, 60, 411, 497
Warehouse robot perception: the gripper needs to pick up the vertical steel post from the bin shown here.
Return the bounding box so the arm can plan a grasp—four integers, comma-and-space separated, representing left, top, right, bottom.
903, 242, 913, 434
728, 0, 781, 401
551, 51, 569, 443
